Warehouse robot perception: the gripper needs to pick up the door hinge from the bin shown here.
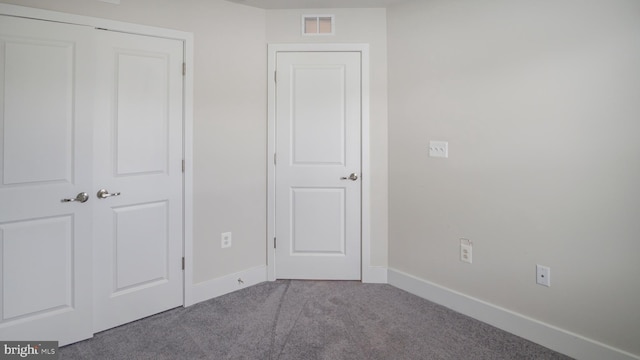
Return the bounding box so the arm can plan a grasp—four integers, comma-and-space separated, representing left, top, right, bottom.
274, 237, 277, 249
273, 153, 277, 165
182, 63, 186, 76
182, 159, 185, 173
274, 71, 277, 83
182, 257, 185, 270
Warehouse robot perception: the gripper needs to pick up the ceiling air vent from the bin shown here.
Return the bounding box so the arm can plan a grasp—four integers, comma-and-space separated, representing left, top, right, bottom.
302, 15, 335, 36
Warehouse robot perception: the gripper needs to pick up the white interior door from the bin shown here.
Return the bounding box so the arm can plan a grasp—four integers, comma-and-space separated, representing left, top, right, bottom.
275, 51, 362, 280
0, 16, 94, 344
92, 30, 184, 332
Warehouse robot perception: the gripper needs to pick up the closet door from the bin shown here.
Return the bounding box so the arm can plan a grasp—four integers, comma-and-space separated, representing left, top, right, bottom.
0, 14, 185, 344
91, 30, 184, 333
0, 16, 94, 345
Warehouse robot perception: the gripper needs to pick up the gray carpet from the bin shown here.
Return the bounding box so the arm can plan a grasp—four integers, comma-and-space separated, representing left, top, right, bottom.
60, 280, 572, 359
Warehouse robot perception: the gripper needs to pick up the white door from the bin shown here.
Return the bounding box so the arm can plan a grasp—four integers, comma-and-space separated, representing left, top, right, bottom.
92, 30, 184, 332
0, 15, 185, 343
275, 52, 362, 280
0, 16, 94, 344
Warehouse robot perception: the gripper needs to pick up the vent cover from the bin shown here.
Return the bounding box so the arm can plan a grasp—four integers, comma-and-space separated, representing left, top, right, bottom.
302, 15, 335, 36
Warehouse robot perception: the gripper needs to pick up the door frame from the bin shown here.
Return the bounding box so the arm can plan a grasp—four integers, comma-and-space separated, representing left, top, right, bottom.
267, 43, 373, 282
0, 3, 196, 306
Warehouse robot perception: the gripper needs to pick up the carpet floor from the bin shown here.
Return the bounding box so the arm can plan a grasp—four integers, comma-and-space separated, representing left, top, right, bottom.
60, 280, 572, 359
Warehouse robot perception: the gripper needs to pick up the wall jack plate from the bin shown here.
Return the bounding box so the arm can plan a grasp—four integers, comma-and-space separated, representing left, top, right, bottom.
536, 264, 551, 287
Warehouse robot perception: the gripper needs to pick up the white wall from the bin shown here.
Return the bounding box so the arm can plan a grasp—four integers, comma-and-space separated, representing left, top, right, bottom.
387, 0, 640, 357
266, 8, 389, 268
0, 0, 268, 283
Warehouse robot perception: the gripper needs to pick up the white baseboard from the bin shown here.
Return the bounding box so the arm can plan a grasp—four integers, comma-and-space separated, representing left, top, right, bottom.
362, 266, 388, 283
188, 266, 267, 306
388, 268, 639, 360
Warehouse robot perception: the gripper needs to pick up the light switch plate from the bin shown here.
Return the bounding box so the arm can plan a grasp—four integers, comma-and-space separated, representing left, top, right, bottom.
429, 141, 448, 158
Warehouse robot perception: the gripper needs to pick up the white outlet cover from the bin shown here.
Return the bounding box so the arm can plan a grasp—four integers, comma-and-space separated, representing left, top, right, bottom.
221, 232, 232, 249
429, 141, 448, 158
460, 243, 472, 264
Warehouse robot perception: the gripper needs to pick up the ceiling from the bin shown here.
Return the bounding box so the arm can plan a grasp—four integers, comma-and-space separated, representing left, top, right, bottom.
225, 0, 410, 9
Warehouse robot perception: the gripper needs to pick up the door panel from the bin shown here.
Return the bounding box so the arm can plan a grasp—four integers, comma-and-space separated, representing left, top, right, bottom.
92, 31, 183, 333
3, 40, 73, 185
115, 51, 170, 175
292, 65, 346, 165
113, 201, 169, 292
2, 216, 73, 319
0, 16, 94, 345
291, 188, 345, 254
275, 52, 361, 280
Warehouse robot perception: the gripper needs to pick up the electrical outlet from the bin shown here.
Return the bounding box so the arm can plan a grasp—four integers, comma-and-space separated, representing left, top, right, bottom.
536, 264, 551, 287
221, 232, 232, 249
460, 243, 472, 264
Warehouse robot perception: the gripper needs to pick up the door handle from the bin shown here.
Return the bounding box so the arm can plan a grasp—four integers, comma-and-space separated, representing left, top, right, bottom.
97, 189, 121, 199
340, 173, 359, 181
61, 192, 89, 203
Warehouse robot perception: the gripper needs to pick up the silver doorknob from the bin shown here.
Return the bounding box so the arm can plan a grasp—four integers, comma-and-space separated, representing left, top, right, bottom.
97, 189, 121, 199
340, 173, 359, 181
61, 192, 89, 203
